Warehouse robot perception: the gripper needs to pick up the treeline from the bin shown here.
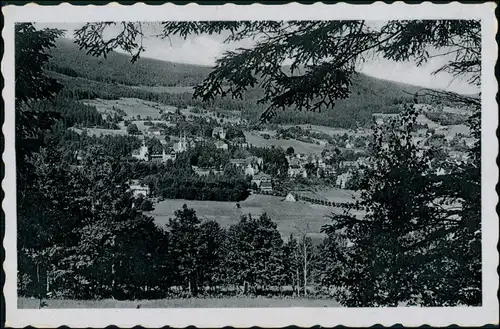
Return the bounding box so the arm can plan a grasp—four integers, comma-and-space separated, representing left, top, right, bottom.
17, 128, 327, 300
48, 38, 213, 87
18, 172, 338, 299
50, 71, 261, 119
142, 165, 251, 202
46, 125, 143, 161
47, 69, 422, 130
29, 94, 116, 129
424, 111, 469, 126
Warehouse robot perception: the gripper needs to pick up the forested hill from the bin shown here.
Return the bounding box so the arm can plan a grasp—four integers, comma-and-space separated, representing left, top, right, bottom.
47, 38, 434, 127
48, 38, 213, 87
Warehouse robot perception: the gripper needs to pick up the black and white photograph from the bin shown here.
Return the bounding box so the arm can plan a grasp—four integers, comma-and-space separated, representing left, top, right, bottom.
2, 2, 498, 327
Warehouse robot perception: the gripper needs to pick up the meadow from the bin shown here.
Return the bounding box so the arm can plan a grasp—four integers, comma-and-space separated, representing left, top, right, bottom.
150, 192, 358, 241
130, 85, 197, 94
69, 127, 129, 137
82, 97, 176, 119
243, 131, 325, 156
18, 296, 341, 308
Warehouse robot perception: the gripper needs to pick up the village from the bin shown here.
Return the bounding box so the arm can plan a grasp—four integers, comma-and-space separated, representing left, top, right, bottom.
79, 99, 477, 208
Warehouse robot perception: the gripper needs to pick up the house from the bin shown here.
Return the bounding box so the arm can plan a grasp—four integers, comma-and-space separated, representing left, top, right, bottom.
260, 180, 273, 193
251, 172, 272, 189
288, 167, 308, 178
147, 127, 163, 136
150, 148, 176, 163
229, 159, 247, 167
214, 140, 228, 150
192, 166, 223, 177
230, 156, 263, 177
336, 172, 353, 189
128, 179, 150, 198
284, 192, 297, 202
244, 164, 256, 177
246, 156, 263, 167
463, 137, 477, 147
322, 165, 337, 176
212, 127, 226, 139
131, 140, 149, 161
339, 160, 357, 169
173, 134, 189, 153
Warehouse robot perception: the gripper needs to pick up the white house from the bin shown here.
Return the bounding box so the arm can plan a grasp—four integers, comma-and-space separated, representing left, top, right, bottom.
336, 172, 352, 189
284, 192, 297, 202
288, 167, 308, 178
260, 180, 273, 193
128, 180, 150, 198
214, 140, 228, 150
131, 140, 149, 161
147, 127, 163, 136
173, 134, 189, 153
251, 172, 272, 189
212, 127, 226, 139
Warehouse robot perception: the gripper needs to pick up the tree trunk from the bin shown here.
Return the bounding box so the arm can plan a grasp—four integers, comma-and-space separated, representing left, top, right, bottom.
36, 263, 40, 299
296, 268, 300, 296
111, 263, 116, 298
303, 241, 307, 296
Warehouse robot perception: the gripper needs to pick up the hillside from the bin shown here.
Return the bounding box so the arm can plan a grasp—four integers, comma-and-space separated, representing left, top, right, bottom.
48, 38, 212, 87
47, 38, 437, 128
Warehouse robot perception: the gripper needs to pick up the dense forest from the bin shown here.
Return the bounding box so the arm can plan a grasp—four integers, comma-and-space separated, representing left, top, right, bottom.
46, 37, 433, 128
48, 38, 213, 87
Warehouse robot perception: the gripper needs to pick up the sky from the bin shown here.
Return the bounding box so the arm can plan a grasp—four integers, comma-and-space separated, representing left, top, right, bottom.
36, 22, 479, 95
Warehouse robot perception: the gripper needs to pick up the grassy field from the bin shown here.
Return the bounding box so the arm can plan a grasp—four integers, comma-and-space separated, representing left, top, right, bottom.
18, 296, 341, 308
69, 127, 129, 137
182, 106, 242, 124
281, 124, 372, 137
150, 192, 357, 240
243, 131, 325, 156
130, 85, 196, 94
82, 97, 176, 119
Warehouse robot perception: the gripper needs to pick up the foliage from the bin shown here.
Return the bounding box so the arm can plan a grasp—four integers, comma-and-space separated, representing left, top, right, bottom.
73, 20, 479, 122
51, 30, 435, 129
30, 95, 109, 128
321, 104, 481, 306
127, 123, 140, 135
223, 214, 286, 292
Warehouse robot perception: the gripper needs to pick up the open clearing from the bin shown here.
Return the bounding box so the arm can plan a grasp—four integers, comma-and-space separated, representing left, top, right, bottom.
130, 85, 196, 94
82, 97, 176, 119
18, 296, 341, 308
150, 192, 357, 240
244, 131, 325, 156
282, 124, 372, 137
69, 127, 129, 137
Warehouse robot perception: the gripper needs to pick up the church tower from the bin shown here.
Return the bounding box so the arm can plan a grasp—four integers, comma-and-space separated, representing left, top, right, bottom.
140, 139, 149, 161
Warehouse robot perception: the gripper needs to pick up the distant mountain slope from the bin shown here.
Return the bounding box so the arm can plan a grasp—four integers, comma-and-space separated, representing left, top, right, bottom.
48, 38, 212, 87
47, 38, 442, 128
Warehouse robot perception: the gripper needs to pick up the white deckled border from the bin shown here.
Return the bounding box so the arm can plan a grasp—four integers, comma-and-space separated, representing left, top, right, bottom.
2, 2, 498, 327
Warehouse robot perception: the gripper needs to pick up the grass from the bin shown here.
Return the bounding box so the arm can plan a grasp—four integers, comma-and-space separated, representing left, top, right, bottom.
150, 192, 356, 240
18, 296, 342, 308
243, 131, 325, 156
82, 97, 176, 119
130, 85, 196, 94
282, 124, 372, 136
69, 127, 129, 137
